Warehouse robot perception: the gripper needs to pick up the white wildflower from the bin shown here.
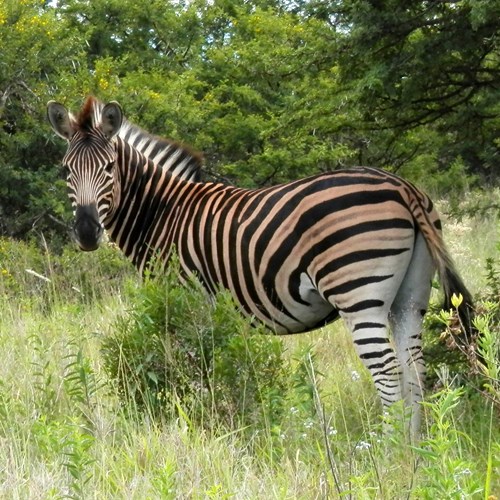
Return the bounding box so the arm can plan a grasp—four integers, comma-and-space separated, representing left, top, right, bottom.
355, 440, 371, 451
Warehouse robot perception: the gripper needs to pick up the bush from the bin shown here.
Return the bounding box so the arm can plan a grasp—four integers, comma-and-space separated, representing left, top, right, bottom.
101, 256, 300, 434
424, 256, 500, 411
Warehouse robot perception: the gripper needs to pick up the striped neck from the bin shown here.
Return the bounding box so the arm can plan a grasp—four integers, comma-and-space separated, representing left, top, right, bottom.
104, 138, 189, 271
118, 119, 202, 182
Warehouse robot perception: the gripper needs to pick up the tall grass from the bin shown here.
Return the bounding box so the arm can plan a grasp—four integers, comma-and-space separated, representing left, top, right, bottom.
0, 212, 498, 499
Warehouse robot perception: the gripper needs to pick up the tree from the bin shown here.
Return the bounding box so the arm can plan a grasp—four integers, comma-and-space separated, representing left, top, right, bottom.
327, 0, 500, 183
1, 0, 498, 243
0, 0, 86, 240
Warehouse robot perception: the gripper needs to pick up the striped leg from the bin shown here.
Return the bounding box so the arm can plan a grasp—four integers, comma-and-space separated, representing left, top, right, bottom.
390, 233, 434, 435
328, 250, 415, 430
343, 307, 403, 410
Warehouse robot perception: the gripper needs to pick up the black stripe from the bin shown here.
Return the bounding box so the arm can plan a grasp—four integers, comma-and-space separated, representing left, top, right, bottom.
372, 364, 400, 376
324, 274, 394, 296
354, 337, 389, 345
340, 299, 384, 313
359, 348, 394, 360
139, 136, 153, 151
353, 322, 386, 331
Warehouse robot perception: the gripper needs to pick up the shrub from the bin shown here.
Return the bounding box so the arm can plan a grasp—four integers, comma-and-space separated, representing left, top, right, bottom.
101, 256, 298, 434
0, 237, 133, 311
424, 256, 500, 411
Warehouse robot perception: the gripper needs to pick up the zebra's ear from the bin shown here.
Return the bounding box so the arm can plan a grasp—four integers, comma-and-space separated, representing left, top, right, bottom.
101, 101, 123, 139
47, 101, 75, 141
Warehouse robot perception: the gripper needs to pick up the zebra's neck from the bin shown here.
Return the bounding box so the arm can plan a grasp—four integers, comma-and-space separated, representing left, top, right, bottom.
105, 138, 194, 272
87, 98, 202, 182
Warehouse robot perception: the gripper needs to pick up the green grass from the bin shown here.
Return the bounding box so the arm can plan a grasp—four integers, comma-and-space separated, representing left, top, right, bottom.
0, 212, 498, 499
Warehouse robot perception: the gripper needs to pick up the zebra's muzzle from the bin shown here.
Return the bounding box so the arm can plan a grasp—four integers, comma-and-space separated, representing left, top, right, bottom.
73, 204, 104, 252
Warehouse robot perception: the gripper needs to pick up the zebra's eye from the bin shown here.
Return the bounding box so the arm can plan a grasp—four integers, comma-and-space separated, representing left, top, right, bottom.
104, 162, 114, 174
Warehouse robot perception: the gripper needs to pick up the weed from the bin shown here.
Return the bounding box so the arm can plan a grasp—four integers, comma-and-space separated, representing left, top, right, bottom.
413, 387, 483, 498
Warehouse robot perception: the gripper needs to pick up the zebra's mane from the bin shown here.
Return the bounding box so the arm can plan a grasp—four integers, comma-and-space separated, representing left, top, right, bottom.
118, 120, 203, 182
77, 96, 203, 182
75, 95, 102, 131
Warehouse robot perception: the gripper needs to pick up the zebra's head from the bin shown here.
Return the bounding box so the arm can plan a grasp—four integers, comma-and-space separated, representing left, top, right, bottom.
47, 97, 123, 251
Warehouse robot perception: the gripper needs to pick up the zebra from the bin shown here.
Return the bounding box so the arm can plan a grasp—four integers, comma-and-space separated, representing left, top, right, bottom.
47, 96, 474, 435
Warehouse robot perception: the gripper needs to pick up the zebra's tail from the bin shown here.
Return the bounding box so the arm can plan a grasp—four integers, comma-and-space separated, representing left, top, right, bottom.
440, 252, 475, 338
440, 255, 484, 369
410, 194, 481, 365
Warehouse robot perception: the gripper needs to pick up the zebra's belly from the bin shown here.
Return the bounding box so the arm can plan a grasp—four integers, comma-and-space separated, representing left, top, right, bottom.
276, 300, 338, 334
258, 272, 338, 334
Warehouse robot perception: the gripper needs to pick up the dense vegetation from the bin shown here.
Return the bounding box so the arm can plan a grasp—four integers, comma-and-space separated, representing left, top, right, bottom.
0, 214, 499, 497
0, 0, 498, 241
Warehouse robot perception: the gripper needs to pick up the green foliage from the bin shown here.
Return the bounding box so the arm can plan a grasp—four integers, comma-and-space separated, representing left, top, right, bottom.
29, 331, 101, 499
2, 0, 499, 243
101, 256, 299, 433
0, 0, 87, 240
0, 236, 133, 313
334, 0, 500, 182
31, 415, 96, 499
475, 258, 500, 406
424, 255, 500, 419
412, 388, 483, 498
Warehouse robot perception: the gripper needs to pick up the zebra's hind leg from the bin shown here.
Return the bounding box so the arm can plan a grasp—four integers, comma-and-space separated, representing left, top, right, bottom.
390, 232, 434, 438
341, 306, 404, 421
